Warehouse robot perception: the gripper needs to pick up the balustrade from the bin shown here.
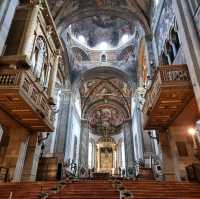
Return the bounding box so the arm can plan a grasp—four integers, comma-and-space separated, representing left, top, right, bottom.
0, 69, 55, 131
143, 64, 193, 129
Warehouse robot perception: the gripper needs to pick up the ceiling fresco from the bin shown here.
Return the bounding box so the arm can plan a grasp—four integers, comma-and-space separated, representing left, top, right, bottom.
62, 17, 144, 82
70, 15, 135, 48
48, 0, 152, 33
80, 78, 132, 136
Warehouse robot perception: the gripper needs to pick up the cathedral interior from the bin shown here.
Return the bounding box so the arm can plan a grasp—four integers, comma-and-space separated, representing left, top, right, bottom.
0, 0, 200, 198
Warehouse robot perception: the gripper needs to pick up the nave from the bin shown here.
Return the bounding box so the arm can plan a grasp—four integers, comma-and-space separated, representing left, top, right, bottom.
1, 0, 200, 198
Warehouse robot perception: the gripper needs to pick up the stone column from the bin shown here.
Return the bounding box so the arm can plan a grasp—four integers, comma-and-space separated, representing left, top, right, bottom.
22, 133, 41, 181
159, 129, 176, 181
3, 127, 29, 182
54, 88, 71, 160
20, 5, 39, 58
78, 119, 89, 175
173, 0, 200, 110
48, 51, 60, 99
123, 119, 135, 178
0, 0, 19, 55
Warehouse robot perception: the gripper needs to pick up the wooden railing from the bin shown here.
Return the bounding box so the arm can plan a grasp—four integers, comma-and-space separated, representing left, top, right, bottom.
143, 64, 191, 115
0, 69, 55, 124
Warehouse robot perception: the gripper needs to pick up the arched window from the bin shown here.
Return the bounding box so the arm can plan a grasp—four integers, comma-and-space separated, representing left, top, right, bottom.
88, 142, 92, 169
101, 54, 107, 62
73, 135, 78, 162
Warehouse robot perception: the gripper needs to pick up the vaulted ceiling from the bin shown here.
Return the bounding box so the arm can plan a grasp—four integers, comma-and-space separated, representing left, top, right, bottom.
80, 76, 132, 136
48, 0, 153, 33
47, 0, 154, 83
46, 0, 153, 137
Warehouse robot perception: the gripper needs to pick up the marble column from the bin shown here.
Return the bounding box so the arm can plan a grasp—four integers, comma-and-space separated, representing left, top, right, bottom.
0, 0, 19, 55
54, 88, 71, 160
123, 119, 135, 178
173, 0, 200, 110
20, 5, 39, 58
159, 129, 177, 181
48, 51, 60, 99
21, 133, 41, 181
78, 119, 89, 175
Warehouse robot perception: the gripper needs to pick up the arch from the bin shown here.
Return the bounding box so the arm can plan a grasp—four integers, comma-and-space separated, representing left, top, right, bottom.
57, 8, 151, 35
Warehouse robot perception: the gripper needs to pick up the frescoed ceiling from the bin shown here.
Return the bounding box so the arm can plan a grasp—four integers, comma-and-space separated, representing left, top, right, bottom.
64, 18, 144, 82
80, 77, 132, 136
48, 0, 153, 33
47, 0, 152, 83
70, 15, 135, 48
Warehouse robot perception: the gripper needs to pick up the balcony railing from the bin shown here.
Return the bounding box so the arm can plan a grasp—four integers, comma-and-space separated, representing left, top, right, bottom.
143, 64, 193, 129
0, 69, 55, 131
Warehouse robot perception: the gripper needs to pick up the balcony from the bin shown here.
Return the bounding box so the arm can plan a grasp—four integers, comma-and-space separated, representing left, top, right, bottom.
143, 64, 193, 130
0, 69, 54, 132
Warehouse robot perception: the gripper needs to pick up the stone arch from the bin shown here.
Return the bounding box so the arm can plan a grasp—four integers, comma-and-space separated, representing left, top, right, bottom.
56, 8, 151, 35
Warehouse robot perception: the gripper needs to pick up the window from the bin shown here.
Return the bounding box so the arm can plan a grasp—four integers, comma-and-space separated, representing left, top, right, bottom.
101, 54, 107, 62
88, 142, 92, 169
161, 52, 169, 65
171, 28, 180, 53
73, 136, 78, 162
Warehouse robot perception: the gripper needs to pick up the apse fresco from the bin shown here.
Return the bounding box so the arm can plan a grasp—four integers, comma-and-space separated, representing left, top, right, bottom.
89, 107, 124, 136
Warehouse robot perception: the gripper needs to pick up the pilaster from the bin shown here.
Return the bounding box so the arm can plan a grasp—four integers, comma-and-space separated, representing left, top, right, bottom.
123, 119, 135, 178
159, 129, 176, 181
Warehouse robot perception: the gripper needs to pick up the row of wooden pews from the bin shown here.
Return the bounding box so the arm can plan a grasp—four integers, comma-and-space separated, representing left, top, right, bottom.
0, 179, 200, 199
122, 180, 200, 199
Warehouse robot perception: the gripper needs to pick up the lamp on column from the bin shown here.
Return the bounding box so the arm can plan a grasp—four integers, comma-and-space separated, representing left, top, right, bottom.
188, 128, 197, 148
188, 127, 200, 161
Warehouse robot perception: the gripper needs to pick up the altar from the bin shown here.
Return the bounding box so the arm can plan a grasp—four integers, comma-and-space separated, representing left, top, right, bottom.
93, 172, 110, 180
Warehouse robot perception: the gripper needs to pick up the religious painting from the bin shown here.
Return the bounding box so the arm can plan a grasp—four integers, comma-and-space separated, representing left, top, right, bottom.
176, 141, 188, 157
89, 107, 123, 136
100, 147, 113, 169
